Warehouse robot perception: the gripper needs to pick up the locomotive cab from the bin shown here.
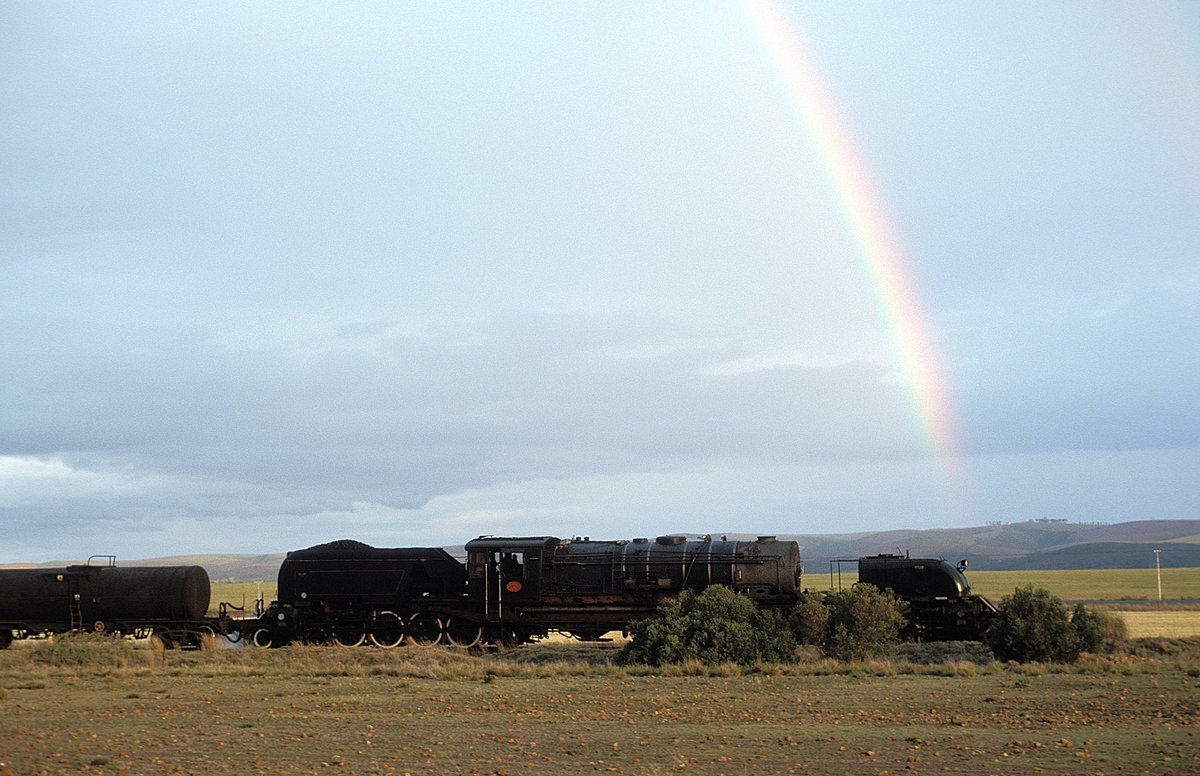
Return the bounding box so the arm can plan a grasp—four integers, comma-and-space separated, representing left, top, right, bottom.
464, 536, 558, 606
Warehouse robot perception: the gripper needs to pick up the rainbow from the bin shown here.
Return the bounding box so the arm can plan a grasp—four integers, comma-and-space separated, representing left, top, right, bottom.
736, 0, 958, 462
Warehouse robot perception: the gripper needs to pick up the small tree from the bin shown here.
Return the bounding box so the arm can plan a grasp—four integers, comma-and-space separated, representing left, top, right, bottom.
1070, 603, 1127, 652
985, 585, 1081, 663
617, 586, 794, 666
1070, 603, 1104, 653
789, 590, 829, 648
820, 583, 909, 661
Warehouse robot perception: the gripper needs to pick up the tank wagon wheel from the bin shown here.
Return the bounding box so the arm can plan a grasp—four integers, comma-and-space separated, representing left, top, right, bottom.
249, 627, 275, 648
404, 612, 442, 646
153, 628, 180, 649
332, 624, 366, 648
443, 617, 483, 649
369, 611, 404, 649
191, 625, 217, 650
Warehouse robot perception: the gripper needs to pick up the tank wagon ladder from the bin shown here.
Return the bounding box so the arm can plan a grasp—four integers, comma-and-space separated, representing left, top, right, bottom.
71, 556, 116, 633
68, 596, 83, 632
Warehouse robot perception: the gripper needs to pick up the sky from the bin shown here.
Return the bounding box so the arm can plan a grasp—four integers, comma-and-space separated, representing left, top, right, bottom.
2, 2, 1198, 562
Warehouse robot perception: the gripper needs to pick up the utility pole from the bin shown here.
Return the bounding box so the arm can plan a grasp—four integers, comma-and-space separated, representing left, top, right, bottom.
1154, 548, 1162, 603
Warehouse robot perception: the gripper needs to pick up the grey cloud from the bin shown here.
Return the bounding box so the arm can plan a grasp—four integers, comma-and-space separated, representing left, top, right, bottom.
0, 311, 921, 528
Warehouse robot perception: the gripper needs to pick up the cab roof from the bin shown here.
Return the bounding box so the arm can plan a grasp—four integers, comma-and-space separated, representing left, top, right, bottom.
464, 536, 561, 552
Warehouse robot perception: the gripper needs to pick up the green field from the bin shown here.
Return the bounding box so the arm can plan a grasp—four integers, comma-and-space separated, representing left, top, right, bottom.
2, 639, 1198, 774
209, 582, 275, 616
804, 566, 1200, 602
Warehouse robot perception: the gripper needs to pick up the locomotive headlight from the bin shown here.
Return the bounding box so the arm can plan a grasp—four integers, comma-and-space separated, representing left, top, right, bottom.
277, 613, 286, 622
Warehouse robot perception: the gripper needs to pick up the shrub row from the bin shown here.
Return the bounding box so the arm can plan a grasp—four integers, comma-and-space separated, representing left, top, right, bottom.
618, 583, 910, 666
619, 583, 1127, 667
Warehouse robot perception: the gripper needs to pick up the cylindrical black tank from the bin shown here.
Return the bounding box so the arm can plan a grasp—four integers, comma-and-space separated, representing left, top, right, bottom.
0, 565, 211, 627
858, 555, 969, 599
546, 535, 801, 600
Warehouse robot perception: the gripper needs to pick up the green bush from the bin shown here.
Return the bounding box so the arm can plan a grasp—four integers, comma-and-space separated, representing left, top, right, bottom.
617, 586, 794, 666
984, 585, 1083, 663
1070, 603, 1104, 653
819, 583, 909, 661
1069, 604, 1127, 652
788, 590, 829, 647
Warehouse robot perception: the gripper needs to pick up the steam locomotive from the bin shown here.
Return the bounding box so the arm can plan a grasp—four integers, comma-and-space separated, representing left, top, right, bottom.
244, 535, 801, 648
0, 535, 995, 649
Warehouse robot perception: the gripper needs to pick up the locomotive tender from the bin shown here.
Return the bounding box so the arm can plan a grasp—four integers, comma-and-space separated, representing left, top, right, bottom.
0, 535, 995, 649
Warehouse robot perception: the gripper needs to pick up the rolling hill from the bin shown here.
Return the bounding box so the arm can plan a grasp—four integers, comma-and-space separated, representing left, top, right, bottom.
4, 519, 1196, 579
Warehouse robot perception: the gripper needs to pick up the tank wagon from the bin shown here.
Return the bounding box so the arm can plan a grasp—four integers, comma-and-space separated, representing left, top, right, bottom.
244, 534, 801, 648
857, 553, 997, 640
0, 559, 222, 648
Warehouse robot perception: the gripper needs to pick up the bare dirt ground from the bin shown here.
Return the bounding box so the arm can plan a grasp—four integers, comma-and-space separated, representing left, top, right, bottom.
2, 640, 1198, 775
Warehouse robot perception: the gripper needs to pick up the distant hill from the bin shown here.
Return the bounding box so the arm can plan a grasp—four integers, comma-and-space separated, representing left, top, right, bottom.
0, 553, 286, 581
3, 519, 1196, 579
786, 519, 1199, 571
979, 542, 1200, 570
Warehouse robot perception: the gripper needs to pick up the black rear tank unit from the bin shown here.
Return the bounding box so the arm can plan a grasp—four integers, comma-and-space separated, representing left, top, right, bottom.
0, 564, 211, 630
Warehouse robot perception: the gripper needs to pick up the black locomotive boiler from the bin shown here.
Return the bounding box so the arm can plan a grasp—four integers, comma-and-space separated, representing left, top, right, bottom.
245, 534, 801, 648
0, 559, 220, 648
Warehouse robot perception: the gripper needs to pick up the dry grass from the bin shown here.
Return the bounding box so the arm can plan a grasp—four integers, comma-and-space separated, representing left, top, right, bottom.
1120, 611, 1200, 638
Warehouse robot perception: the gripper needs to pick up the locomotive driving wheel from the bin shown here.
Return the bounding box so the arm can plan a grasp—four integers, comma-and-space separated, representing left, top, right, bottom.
404, 612, 442, 645
369, 611, 404, 649
443, 617, 483, 648
249, 627, 274, 648
332, 623, 366, 648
